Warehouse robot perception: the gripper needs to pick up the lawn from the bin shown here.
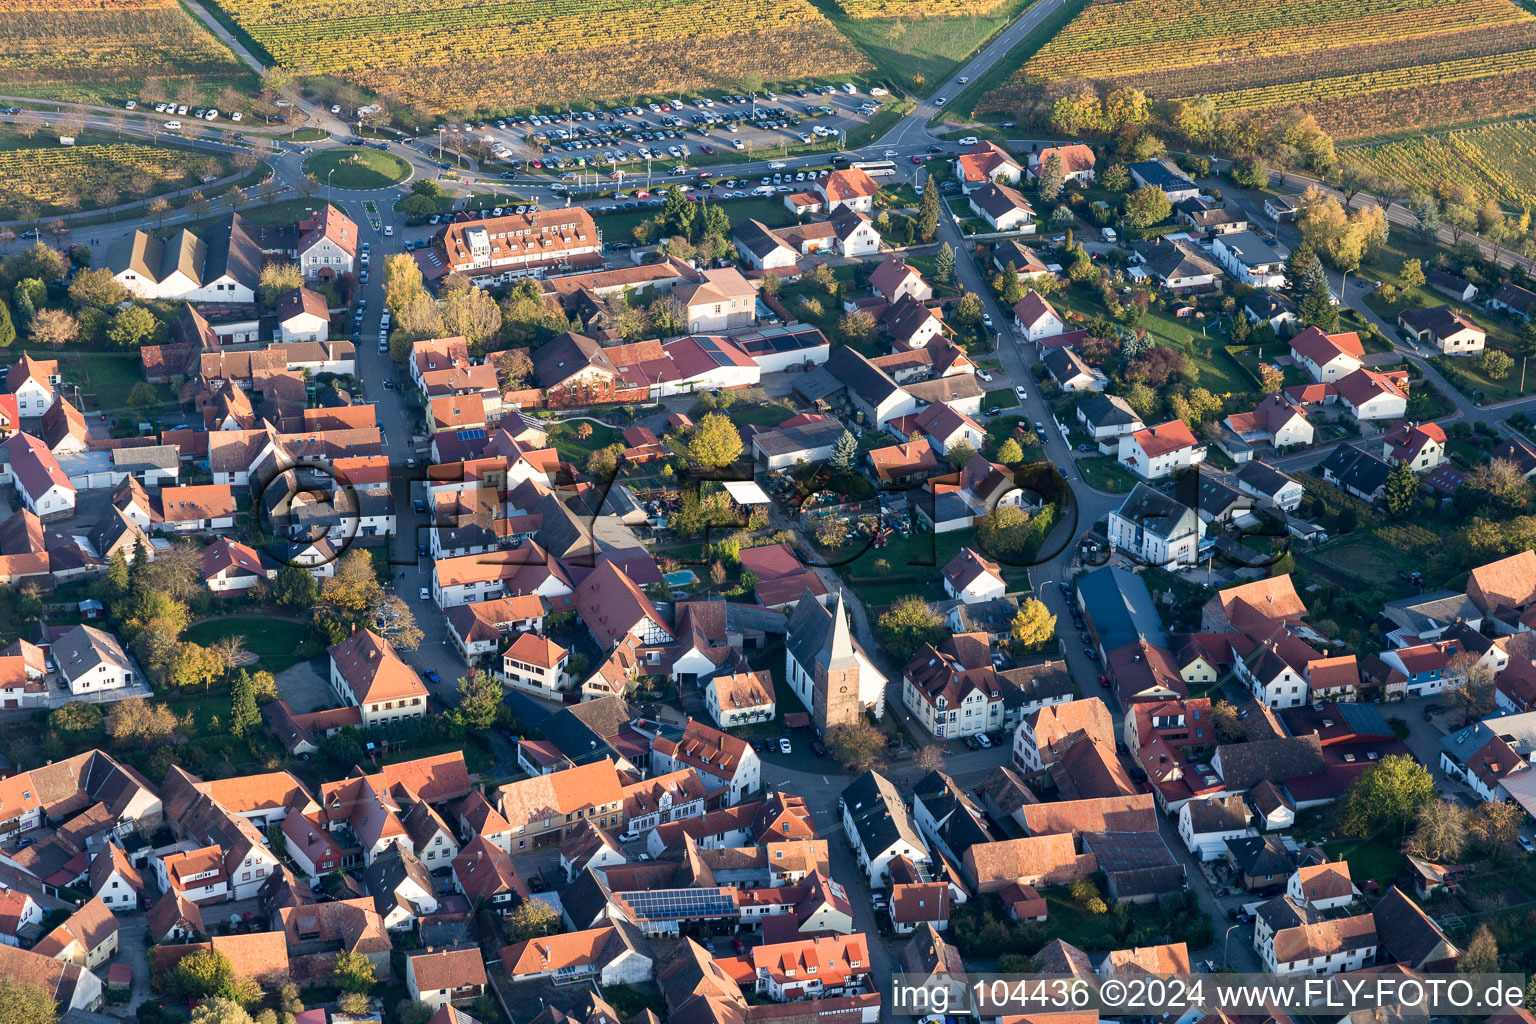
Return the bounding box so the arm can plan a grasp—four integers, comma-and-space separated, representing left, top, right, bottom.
1322, 836, 1408, 891
984, 387, 1019, 410
1076, 456, 1138, 493
546, 419, 617, 463
183, 616, 311, 673
54, 351, 174, 414
1303, 533, 1413, 592
592, 196, 796, 246
302, 149, 412, 190
726, 399, 798, 430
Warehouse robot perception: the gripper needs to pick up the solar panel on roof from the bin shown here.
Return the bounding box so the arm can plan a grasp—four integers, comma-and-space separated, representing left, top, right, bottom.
455, 428, 487, 442
619, 887, 735, 920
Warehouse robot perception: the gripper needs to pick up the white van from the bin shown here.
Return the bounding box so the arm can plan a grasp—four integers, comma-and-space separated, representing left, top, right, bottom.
842, 83, 857, 94
165, 120, 182, 131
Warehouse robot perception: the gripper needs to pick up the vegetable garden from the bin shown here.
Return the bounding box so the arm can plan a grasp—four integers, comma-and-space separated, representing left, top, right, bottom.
207, 0, 871, 113
981, 0, 1536, 139
0, 0, 252, 105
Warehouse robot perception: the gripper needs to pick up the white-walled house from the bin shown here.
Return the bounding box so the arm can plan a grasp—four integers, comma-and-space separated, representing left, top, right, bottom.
297, 205, 359, 281
841, 770, 930, 887
942, 547, 1007, 604
1012, 291, 1065, 341
1118, 420, 1205, 481
276, 287, 331, 344
54, 625, 134, 696
3, 432, 76, 520
1176, 796, 1255, 860
499, 632, 570, 696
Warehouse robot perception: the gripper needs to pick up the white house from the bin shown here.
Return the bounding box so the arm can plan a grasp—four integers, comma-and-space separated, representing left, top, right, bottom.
276, 287, 330, 344
841, 770, 930, 887
1234, 461, 1306, 513
705, 670, 776, 729
106, 217, 260, 303
816, 168, 880, 214
968, 182, 1035, 232
297, 205, 358, 281
1176, 796, 1255, 861
6, 355, 57, 417
329, 628, 430, 728
3, 432, 76, 520
405, 948, 487, 1011
54, 625, 134, 696
1212, 231, 1288, 288
1287, 862, 1357, 912
1117, 420, 1205, 481
202, 537, 272, 594
1335, 369, 1408, 422
1012, 291, 1064, 341
942, 547, 1007, 604
1260, 915, 1377, 976
280, 810, 344, 878
499, 632, 570, 696
1106, 484, 1205, 568
1398, 306, 1486, 355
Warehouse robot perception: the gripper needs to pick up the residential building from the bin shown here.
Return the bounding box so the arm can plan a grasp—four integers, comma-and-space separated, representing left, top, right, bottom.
1290, 327, 1364, 383
868, 257, 933, 305
1382, 421, 1446, 471
815, 169, 880, 213
902, 633, 1003, 740
1128, 159, 1200, 202
3, 432, 75, 519
705, 670, 775, 729
1212, 231, 1289, 288
493, 759, 627, 849
942, 547, 1006, 604
328, 628, 429, 728
276, 287, 330, 343
1106, 484, 1205, 567
1118, 419, 1205, 480
297, 205, 359, 280
434, 209, 601, 285
967, 182, 1035, 231
651, 718, 762, 804
1012, 291, 1065, 341
1399, 306, 1486, 355
500, 633, 570, 696
54, 625, 134, 696
405, 948, 487, 1011
1077, 394, 1144, 447
107, 215, 261, 302
1028, 144, 1096, 185
840, 771, 929, 887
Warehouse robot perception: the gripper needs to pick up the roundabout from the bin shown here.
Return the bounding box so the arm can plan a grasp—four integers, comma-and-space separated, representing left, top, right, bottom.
302, 147, 412, 190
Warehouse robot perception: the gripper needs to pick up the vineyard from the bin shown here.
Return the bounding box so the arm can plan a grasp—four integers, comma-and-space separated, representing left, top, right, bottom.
1352, 123, 1536, 209
980, 0, 1536, 138
0, 143, 216, 218
206, 0, 871, 112
0, 0, 252, 104
835, 0, 1010, 18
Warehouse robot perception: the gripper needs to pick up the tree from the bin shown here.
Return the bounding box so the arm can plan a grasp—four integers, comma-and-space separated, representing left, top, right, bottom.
450, 669, 503, 731
1406, 799, 1467, 862
17, 242, 66, 282
107, 305, 158, 348
372, 594, 423, 650
1480, 348, 1513, 380
1258, 363, 1284, 394
274, 564, 320, 611
105, 698, 178, 746
491, 348, 535, 390
50, 701, 103, 734
934, 242, 955, 285
1339, 754, 1436, 837
826, 719, 885, 772
322, 549, 383, 614
876, 595, 949, 661
1123, 186, 1171, 228
0, 979, 57, 1024
1211, 700, 1244, 743
915, 745, 945, 773
1101, 164, 1130, 192
918, 186, 940, 241
829, 430, 858, 470
1400, 258, 1426, 288
168, 643, 224, 690
337, 995, 370, 1017
978, 503, 1035, 559
814, 517, 848, 549
838, 309, 875, 345
258, 262, 304, 308
441, 285, 502, 349
126, 382, 158, 407
1468, 799, 1522, 855
170, 949, 237, 999
229, 671, 260, 738
398, 193, 436, 219
1038, 152, 1064, 202
1295, 252, 1339, 332
68, 267, 129, 308
586, 445, 620, 477
504, 898, 560, 940
1382, 459, 1418, 518
1009, 598, 1056, 651
709, 560, 727, 585
189, 999, 254, 1024
996, 438, 1024, 465
1460, 458, 1532, 518
687, 412, 743, 468
953, 292, 984, 327
0, 301, 14, 349
1459, 925, 1500, 974
330, 951, 376, 994
29, 308, 77, 347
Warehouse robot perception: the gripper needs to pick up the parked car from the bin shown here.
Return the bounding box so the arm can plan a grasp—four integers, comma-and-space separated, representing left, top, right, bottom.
975, 733, 992, 748
779, 737, 792, 754
418, 587, 430, 601
811, 740, 827, 757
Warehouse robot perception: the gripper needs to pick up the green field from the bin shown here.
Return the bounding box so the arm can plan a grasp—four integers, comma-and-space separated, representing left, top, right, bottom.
1076, 455, 1139, 493
303, 148, 412, 190
1351, 121, 1536, 208
183, 616, 312, 673
815, 0, 1039, 96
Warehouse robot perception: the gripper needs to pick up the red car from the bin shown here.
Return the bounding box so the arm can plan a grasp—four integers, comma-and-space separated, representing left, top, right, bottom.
1098, 674, 1110, 687
701, 145, 715, 154
733, 938, 746, 954
911, 155, 923, 164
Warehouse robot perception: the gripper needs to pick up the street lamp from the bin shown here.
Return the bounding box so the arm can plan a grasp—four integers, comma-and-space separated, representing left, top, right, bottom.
1223, 922, 1242, 967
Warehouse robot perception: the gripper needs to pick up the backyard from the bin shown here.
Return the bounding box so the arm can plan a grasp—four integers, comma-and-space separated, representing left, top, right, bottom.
182, 616, 312, 674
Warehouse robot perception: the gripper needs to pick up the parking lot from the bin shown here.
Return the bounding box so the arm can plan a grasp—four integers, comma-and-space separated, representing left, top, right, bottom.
411, 87, 886, 177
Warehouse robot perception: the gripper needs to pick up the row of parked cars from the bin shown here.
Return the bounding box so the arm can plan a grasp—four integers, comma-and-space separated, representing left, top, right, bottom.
129, 100, 242, 122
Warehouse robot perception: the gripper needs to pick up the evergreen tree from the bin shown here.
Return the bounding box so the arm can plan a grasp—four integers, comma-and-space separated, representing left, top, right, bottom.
0, 301, 14, 349
1000, 264, 1025, 305
1296, 251, 1339, 332
229, 670, 260, 738
1038, 152, 1063, 203
105, 549, 130, 596
1283, 242, 1317, 292
1382, 458, 1418, 518
918, 186, 940, 241
829, 430, 858, 470
934, 242, 955, 285
1229, 308, 1250, 344
129, 536, 150, 585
